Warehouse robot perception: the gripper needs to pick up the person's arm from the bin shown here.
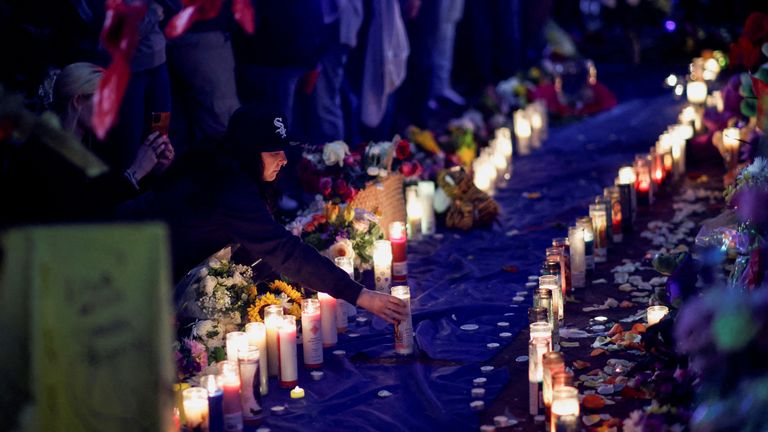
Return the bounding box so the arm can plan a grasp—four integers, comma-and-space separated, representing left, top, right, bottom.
218, 182, 407, 323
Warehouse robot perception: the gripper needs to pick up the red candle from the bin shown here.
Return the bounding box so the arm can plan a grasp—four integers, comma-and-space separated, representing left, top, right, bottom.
219, 361, 243, 431
389, 222, 408, 283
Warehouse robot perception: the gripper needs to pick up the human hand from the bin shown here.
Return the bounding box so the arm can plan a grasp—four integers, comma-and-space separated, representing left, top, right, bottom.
154, 135, 175, 173
356, 289, 408, 324
129, 131, 166, 180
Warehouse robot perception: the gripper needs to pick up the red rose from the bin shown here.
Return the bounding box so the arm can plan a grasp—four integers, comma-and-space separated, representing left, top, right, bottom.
395, 139, 412, 160
319, 177, 333, 197
399, 160, 423, 178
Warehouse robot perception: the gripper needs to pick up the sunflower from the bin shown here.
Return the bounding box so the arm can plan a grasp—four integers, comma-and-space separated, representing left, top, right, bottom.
247, 292, 281, 322
269, 280, 303, 305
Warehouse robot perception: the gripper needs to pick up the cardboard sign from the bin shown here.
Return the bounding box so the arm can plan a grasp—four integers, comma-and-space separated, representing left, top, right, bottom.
0, 224, 174, 431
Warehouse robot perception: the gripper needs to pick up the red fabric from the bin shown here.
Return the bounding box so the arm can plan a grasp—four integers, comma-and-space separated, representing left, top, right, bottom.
165, 0, 223, 39
531, 82, 617, 117
729, 12, 768, 72
92, 0, 147, 140
231, 0, 255, 34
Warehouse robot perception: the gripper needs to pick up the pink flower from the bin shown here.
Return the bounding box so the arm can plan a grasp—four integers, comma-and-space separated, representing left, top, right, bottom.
400, 160, 423, 178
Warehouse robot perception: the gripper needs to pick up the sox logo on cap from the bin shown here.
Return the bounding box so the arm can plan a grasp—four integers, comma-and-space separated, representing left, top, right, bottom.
273, 117, 287, 138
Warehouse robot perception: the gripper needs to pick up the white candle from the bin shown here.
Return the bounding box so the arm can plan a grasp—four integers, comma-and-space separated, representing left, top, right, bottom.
723, 127, 740, 150
238, 347, 262, 423
568, 226, 586, 288
182, 387, 209, 431
373, 240, 393, 293
301, 299, 323, 368
406, 186, 423, 241
617, 166, 637, 223
550, 386, 580, 432
589, 202, 608, 263
318, 292, 338, 347
391, 285, 414, 355
527, 104, 543, 149
539, 275, 562, 323
528, 336, 549, 416
417, 181, 436, 235
576, 217, 595, 271
264, 305, 283, 376
278, 315, 298, 388
495, 127, 513, 158
686, 81, 707, 104
647, 305, 669, 326
514, 109, 532, 155
244, 322, 269, 395
225, 331, 249, 363
334, 256, 354, 332
219, 361, 243, 431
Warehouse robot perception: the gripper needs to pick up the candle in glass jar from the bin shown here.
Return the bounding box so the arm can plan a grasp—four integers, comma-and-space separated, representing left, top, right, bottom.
219, 361, 243, 432
244, 322, 268, 396
686, 81, 707, 105
646, 305, 669, 326
568, 226, 586, 289
389, 222, 408, 283
723, 127, 740, 171
373, 240, 393, 293
264, 305, 284, 377
301, 299, 323, 368
634, 154, 654, 206
539, 274, 562, 323
589, 201, 608, 263
542, 352, 565, 409
617, 166, 637, 226
529, 321, 553, 350
391, 285, 414, 355
604, 187, 623, 243
201, 375, 223, 432
334, 256, 354, 333
238, 347, 263, 424
514, 109, 532, 156
418, 181, 437, 236
406, 186, 423, 241
528, 336, 550, 416
225, 331, 249, 363
534, 288, 558, 347
651, 149, 664, 186
550, 386, 580, 432
183, 387, 209, 432
277, 315, 298, 388
576, 217, 594, 271
318, 292, 338, 348
551, 238, 571, 296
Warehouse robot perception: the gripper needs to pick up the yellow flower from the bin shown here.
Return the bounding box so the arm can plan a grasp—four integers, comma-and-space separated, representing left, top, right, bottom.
269, 280, 303, 304
247, 285, 259, 299
408, 126, 441, 155
326, 203, 340, 223
457, 146, 476, 168
247, 292, 281, 323
344, 205, 355, 223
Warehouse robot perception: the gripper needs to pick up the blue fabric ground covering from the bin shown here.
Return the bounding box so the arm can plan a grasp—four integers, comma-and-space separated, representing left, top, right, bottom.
253, 95, 681, 431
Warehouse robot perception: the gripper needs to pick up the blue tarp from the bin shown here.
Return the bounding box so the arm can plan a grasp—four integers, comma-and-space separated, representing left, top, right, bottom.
255, 95, 682, 431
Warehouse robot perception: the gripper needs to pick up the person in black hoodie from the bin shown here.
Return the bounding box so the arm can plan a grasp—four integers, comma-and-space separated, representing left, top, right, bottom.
123, 105, 408, 323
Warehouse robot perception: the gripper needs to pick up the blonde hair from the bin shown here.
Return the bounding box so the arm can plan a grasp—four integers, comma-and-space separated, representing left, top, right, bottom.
52, 62, 104, 117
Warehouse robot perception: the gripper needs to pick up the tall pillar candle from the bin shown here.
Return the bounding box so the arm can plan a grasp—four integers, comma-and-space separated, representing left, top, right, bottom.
373, 240, 393, 293
389, 222, 408, 283
219, 361, 243, 432
334, 256, 354, 332
418, 181, 437, 236
225, 331, 249, 363
514, 109, 532, 156
301, 299, 323, 368
576, 217, 595, 272
264, 305, 283, 377
568, 226, 586, 289
182, 387, 209, 432
391, 285, 414, 355
238, 347, 263, 425
318, 292, 338, 348
201, 375, 223, 432
277, 315, 298, 388
244, 322, 269, 396
589, 201, 608, 263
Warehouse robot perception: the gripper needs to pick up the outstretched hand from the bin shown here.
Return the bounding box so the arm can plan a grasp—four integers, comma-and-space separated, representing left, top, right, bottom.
356, 289, 408, 324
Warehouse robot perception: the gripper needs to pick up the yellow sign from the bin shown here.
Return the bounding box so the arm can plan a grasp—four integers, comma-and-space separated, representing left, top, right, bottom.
0, 224, 174, 431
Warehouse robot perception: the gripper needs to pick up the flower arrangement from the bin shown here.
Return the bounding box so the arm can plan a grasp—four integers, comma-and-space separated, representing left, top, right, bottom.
299, 141, 366, 203
288, 203, 383, 271
364, 135, 430, 181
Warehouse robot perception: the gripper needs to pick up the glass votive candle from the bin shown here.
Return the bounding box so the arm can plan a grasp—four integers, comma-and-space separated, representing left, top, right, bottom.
182, 387, 210, 432
529, 321, 553, 351
542, 352, 565, 408
528, 306, 548, 325
647, 305, 669, 326
225, 331, 249, 363
550, 386, 580, 432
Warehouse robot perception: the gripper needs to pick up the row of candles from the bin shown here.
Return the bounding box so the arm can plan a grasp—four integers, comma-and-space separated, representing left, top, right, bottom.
472, 101, 549, 194
521, 120, 691, 430
178, 247, 415, 430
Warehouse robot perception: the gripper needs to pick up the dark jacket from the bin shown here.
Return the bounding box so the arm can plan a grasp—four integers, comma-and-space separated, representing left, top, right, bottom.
121, 152, 363, 305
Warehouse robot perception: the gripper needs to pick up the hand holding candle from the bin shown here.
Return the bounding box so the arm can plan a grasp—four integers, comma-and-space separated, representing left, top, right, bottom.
356, 289, 408, 324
